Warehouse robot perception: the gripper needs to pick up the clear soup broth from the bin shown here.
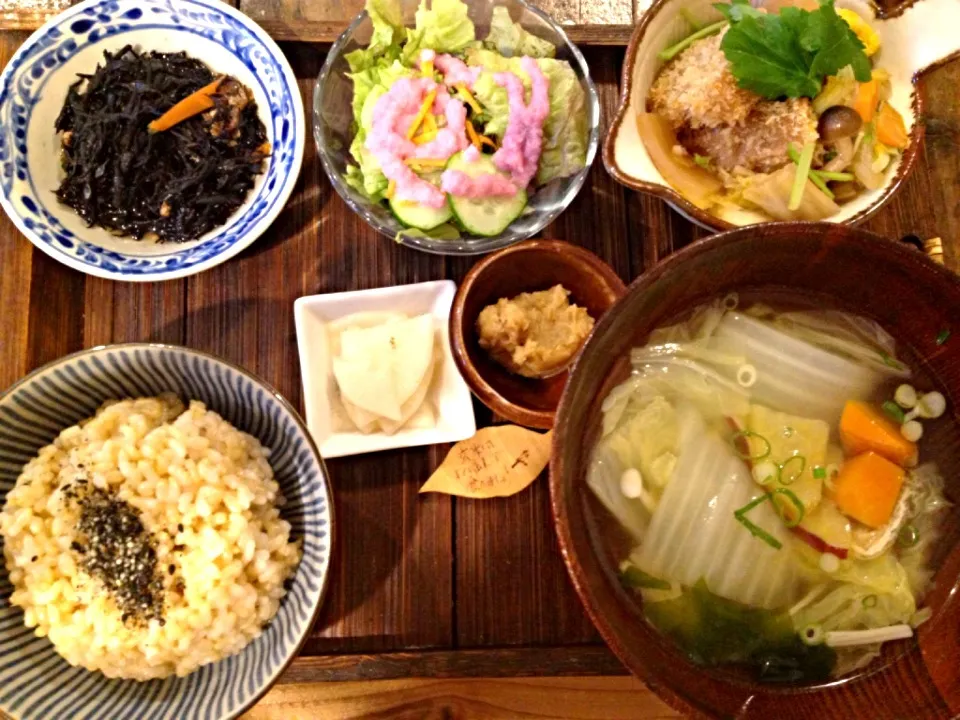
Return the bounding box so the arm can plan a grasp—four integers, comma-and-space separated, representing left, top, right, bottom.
587, 292, 958, 683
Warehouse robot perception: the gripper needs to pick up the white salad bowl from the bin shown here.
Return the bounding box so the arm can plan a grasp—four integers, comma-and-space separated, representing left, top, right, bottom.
604, 0, 960, 231
0, 0, 305, 281
313, 0, 601, 256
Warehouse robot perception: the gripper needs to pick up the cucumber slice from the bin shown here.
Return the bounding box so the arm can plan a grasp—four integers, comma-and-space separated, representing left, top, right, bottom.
360, 86, 386, 132
446, 151, 527, 237
389, 196, 453, 231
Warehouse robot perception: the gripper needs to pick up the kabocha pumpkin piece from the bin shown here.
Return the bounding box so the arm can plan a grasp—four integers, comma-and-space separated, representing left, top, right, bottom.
840, 400, 918, 467
832, 451, 906, 528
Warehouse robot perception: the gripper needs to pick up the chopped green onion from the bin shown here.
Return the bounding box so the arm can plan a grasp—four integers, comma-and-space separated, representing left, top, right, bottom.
897, 523, 920, 548
732, 430, 771, 461
734, 495, 783, 550
620, 565, 672, 591
880, 351, 904, 370
658, 20, 727, 61
788, 142, 816, 211
936, 329, 951, 346
882, 400, 907, 424
801, 623, 825, 646
806, 171, 835, 199
812, 466, 826, 480
862, 594, 878, 609
778, 455, 806, 486
679, 7, 702, 30
693, 154, 712, 169
815, 171, 855, 182
771, 487, 805, 527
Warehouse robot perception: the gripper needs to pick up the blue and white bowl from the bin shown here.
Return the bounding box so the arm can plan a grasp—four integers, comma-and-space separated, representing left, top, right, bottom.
0, 0, 305, 281
0, 344, 333, 720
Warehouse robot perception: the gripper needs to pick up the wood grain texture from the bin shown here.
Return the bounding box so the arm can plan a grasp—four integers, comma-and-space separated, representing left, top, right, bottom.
0, 32, 32, 394
0, 29, 956, 718
238, 0, 633, 44
274, 646, 629, 683
242, 676, 682, 720
453, 52, 626, 648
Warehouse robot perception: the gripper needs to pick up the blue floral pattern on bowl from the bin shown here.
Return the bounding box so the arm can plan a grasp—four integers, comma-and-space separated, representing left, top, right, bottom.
0, 344, 332, 720
0, 0, 304, 280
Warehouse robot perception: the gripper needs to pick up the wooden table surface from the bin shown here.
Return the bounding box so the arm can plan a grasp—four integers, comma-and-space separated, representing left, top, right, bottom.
0, 5, 959, 718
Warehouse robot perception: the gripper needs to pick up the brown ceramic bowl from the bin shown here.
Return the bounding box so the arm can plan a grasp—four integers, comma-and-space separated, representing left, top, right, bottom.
603, 0, 960, 232
551, 223, 960, 719
450, 240, 627, 429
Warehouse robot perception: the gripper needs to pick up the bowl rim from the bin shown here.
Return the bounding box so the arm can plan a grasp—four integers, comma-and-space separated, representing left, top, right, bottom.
549, 222, 960, 718
312, 0, 602, 256
0, 0, 306, 283
600, 0, 960, 233
0, 341, 334, 720
449, 239, 627, 429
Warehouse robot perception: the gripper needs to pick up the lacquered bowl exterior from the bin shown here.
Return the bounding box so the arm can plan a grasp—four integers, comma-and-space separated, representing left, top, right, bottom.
551, 223, 960, 719
451, 240, 626, 428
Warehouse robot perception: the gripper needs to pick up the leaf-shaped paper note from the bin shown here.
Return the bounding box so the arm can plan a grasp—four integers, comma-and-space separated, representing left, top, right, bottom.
420, 426, 553, 499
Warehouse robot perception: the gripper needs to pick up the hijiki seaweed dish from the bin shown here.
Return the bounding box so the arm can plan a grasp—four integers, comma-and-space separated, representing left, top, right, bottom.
55, 47, 269, 243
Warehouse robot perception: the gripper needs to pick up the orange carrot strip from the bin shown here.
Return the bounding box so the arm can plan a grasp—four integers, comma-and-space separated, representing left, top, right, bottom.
148, 77, 224, 134
876, 103, 908, 149
852, 78, 879, 123
465, 120, 482, 151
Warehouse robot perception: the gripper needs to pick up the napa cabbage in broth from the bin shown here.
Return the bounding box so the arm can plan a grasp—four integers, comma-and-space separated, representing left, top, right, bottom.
590, 297, 949, 681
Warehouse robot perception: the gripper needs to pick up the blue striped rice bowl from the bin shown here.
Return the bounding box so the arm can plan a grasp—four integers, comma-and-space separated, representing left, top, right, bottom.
0, 344, 332, 720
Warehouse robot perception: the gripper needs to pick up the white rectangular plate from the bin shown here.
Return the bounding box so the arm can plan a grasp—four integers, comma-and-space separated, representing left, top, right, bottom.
294, 280, 476, 458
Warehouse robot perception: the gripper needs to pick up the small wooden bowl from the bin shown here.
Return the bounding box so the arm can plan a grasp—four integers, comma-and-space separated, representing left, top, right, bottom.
551, 223, 960, 719
450, 240, 627, 429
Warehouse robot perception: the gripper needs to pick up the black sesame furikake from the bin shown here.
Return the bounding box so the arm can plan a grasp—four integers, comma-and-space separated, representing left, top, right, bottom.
63, 479, 165, 627
54, 46, 269, 243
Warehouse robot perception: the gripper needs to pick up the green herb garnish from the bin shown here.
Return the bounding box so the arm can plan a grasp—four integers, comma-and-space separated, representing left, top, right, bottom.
659, 19, 727, 61
812, 466, 826, 480
862, 594, 878, 609
789, 142, 815, 211
734, 494, 783, 550
879, 351, 904, 371
732, 430, 771, 461
778, 455, 806, 486
621, 565, 672, 591
693, 154, 712, 169
770, 488, 805, 527
714, 0, 872, 99
897, 523, 920, 548
936, 329, 951, 346
882, 400, 906, 424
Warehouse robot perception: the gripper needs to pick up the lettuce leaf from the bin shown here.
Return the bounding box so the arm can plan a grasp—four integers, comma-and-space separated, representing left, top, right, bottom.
413, 0, 476, 54
345, 0, 405, 72
465, 49, 588, 185
348, 131, 389, 201
483, 7, 556, 59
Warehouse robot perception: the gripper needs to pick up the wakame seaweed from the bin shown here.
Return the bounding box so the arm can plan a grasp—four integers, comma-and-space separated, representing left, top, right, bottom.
641, 580, 837, 683
55, 46, 268, 243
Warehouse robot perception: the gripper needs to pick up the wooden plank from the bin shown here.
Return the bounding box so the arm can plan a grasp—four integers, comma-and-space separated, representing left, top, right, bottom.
239, 0, 632, 32
0, 0, 70, 32
452, 50, 625, 649
83, 279, 187, 348
243, 675, 681, 720
247, 18, 635, 46
275, 646, 628, 684
180, 57, 454, 655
